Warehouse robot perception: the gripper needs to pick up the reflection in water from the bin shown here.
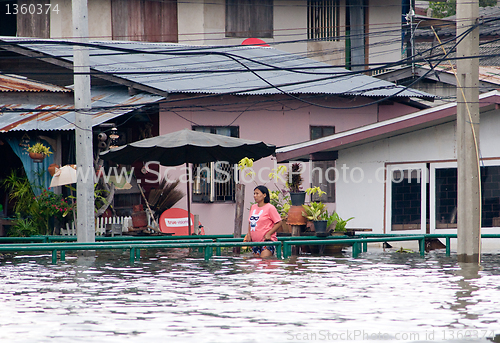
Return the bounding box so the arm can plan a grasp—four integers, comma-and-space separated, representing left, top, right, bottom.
0, 249, 499, 342
451, 263, 482, 322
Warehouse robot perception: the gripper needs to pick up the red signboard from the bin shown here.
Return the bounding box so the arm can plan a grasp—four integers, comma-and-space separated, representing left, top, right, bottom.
159, 208, 203, 235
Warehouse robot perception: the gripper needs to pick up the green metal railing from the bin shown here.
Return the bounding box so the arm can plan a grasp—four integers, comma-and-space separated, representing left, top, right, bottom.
0, 240, 282, 264
2, 233, 500, 265
282, 235, 428, 259
0, 235, 235, 244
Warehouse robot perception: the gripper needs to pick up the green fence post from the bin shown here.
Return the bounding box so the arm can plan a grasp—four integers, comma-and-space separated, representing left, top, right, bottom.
419, 238, 425, 257
61, 250, 66, 262
363, 241, 368, 253
136, 248, 140, 260
52, 250, 57, 264
130, 248, 135, 264
216, 246, 221, 256
276, 243, 282, 259
352, 243, 359, 258
446, 237, 451, 256
204, 246, 212, 261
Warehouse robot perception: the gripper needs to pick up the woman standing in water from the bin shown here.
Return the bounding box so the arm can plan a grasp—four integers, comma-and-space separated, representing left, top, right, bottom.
243, 185, 282, 258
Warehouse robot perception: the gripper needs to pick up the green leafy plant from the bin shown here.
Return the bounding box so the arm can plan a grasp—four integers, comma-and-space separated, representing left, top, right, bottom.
65, 183, 110, 217
270, 189, 291, 218
428, 0, 496, 18
8, 215, 39, 237
396, 247, 415, 254
2, 170, 35, 215
26, 142, 53, 156
302, 202, 327, 221
327, 211, 354, 232
28, 189, 74, 235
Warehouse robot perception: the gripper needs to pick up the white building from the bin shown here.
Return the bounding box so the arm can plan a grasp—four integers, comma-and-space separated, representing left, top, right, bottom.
277, 91, 500, 236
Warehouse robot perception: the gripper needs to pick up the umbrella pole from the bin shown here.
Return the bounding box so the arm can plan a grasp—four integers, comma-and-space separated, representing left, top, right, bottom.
186, 163, 192, 235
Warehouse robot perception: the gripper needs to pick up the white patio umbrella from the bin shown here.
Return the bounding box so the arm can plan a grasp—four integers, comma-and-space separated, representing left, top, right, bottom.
50, 165, 77, 188
49, 164, 78, 227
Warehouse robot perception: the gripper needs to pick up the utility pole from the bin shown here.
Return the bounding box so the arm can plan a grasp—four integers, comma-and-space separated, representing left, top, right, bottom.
456, 0, 480, 263
72, 0, 95, 243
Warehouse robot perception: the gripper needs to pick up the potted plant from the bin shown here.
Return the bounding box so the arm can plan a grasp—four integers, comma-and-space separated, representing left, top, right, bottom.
269, 189, 292, 233
327, 211, 354, 233
26, 143, 53, 163
286, 163, 305, 206
301, 201, 328, 236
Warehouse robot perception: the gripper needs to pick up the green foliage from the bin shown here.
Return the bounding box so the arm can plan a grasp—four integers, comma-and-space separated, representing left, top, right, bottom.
270, 189, 291, 218
9, 215, 39, 237
94, 184, 109, 213
324, 211, 354, 232
26, 142, 53, 156
3, 171, 75, 235
66, 183, 109, 215
35, 189, 74, 220
302, 202, 327, 221
396, 247, 415, 253
2, 170, 34, 215
429, 0, 497, 18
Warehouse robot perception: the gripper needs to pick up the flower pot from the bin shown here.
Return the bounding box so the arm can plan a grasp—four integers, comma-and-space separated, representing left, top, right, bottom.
48, 163, 59, 176
290, 191, 306, 206
287, 205, 307, 225
131, 206, 148, 229
277, 218, 291, 233
313, 220, 328, 237
29, 152, 46, 163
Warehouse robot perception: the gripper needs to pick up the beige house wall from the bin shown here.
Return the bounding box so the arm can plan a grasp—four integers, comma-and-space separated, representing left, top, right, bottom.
50, 0, 112, 40
368, 0, 402, 66
178, 0, 307, 54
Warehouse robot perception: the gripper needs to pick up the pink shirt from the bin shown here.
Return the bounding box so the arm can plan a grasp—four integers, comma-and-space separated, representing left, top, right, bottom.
248, 203, 281, 242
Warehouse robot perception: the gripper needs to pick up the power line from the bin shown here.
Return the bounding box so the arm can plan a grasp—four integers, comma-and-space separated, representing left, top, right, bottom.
0, 15, 493, 116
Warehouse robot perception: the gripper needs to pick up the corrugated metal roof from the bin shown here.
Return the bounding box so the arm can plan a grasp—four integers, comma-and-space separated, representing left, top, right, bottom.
420, 64, 500, 85
0, 74, 71, 92
415, 6, 500, 38
0, 89, 163, 132
3, 38, 435, 99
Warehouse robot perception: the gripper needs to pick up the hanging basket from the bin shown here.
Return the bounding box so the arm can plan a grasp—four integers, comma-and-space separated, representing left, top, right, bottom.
29, 152, 46, 163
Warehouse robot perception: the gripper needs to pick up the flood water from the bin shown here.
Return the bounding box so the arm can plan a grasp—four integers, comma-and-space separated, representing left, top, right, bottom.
1, 247, 500, 343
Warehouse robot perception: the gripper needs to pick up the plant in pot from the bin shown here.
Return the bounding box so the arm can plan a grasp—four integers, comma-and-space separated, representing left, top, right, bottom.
301, 201, 328, 236
286, 163, 305, 206
269, 189, 292, 234
26, 143, 53, 163
327, 211, 354, 233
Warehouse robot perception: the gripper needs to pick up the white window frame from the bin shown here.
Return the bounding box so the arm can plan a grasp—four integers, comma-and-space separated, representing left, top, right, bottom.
430, 159, 500, 233
385, 163, 428, 234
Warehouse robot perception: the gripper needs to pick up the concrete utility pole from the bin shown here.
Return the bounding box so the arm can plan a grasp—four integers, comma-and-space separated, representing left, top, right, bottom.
72, 0, 95, 243
456, 0, 480, 263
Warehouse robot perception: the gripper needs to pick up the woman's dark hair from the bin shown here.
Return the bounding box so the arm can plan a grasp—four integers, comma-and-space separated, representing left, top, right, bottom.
254, 185, 270, 203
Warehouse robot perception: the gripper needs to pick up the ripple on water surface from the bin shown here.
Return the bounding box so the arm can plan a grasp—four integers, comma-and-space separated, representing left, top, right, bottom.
0, 249, 499, 343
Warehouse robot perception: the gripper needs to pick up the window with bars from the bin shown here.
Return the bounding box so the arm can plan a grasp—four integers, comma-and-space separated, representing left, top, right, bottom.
310, 126, 336, 203
191, 126, 239, 203
307, 0, 340, 41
